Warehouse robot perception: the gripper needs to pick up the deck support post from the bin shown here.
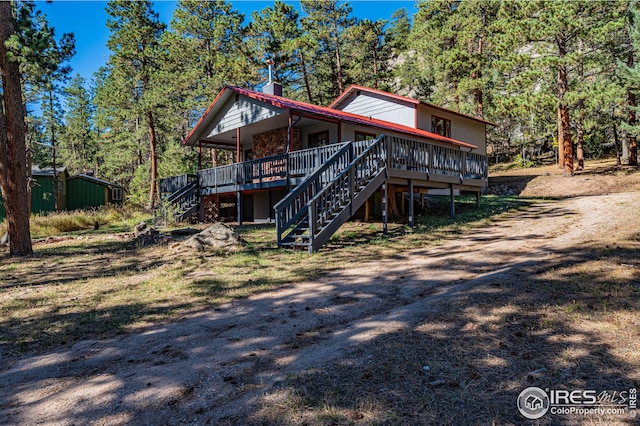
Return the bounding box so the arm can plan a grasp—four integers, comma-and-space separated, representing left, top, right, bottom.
449, 183, 455, 219
236, 128, 241, 163
475, 191, 480, 208
382, 182, 388, 235
237, 191, 243, 226
199, 196, 204, 223
408, 179, 414, 227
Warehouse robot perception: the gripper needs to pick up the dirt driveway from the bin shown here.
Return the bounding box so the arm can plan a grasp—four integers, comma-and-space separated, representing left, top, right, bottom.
1, 192, 639, 425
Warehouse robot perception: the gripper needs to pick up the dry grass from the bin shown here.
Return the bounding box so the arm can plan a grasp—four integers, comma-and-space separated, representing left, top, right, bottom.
0, 196, 529, 356
249, 242, 640, 425
1, 173, 639, 424
0, 205, 150, 239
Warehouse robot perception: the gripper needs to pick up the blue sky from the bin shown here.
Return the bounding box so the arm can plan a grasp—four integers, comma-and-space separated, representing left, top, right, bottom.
38, 0, 417, 86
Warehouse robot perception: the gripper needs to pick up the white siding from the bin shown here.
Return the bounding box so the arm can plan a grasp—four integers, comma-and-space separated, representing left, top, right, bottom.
417, 105, 487, 154
337, 93, 415, 128
206, 95, 283, 138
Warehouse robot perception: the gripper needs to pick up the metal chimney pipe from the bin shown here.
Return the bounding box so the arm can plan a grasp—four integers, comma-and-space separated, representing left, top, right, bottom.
266, 59, 275, 84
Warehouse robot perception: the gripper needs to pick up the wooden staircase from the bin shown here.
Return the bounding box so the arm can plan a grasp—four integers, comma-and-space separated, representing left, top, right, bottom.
156, 177, 199, 225
274, 135, 387, 253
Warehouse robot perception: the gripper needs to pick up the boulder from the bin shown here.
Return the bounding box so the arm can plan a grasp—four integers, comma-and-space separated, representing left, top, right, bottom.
182, 223, 245, 253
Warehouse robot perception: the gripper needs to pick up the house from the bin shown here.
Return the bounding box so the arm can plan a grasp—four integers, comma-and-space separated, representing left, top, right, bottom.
66, 174, 124, 211
0, 168, 123, 220
160, 81, 493, 252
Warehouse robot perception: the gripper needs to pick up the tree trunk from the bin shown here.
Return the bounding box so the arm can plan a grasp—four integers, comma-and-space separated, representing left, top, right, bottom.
474, 32, 484, 118
387, 184, 400, 219
559, 103, 573, 176
147, 111, 158, 210
557, 100, 564, 168
49, 90, 59, 211
298, 50, 313, 104
0, 2, 33, 256
372, 45, 379, 90
576, 100, 585, 171
628, 90, 638, 166
453, 81, 460, 112
557, 37, 572, 176
613, 121, 621, 165
576, 118, 584, 171
333, 21, 344, 93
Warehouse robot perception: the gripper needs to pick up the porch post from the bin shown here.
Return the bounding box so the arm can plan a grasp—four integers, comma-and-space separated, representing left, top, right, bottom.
476, 191, 480, 208
237, 191, 243, 226
288, 112, 293, 152
382, 182, 388, 235
236, 127, 241, 163
449, 183, 455, 219
236, 127, 242, 225
338, 122, 342, 142
408, 179, 414, 227
197, 141, 204, 223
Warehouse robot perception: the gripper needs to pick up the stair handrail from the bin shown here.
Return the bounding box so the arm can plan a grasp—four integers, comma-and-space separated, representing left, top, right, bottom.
306, 135, 386, 244
166, 180, 197, 204
274, 142, 353, 243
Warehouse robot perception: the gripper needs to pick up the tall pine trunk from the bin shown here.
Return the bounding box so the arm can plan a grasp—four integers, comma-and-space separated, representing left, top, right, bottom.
298, 50, 313, 104
628, 89, 638, 166
558, 107, 564, 168
147, 111, 158, 210
0, 2, 33, 256
473, 32, 484, 118
333, 21, 344, 93
557, 39, 573, 177
576, 100, 585, 171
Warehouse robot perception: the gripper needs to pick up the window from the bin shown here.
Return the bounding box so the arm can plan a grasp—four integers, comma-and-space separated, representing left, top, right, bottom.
112, 187, 123, 201
355, 131, 376, 141
308, 130, 329, 148
57, 181, 65, 195
431, 116, 451, 138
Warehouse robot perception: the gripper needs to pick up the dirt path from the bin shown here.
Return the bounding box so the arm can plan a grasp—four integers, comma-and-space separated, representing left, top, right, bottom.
1, 192, 638, 425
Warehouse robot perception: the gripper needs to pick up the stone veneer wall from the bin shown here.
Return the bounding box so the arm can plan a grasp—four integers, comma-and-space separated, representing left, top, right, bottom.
252, 127, 301, 159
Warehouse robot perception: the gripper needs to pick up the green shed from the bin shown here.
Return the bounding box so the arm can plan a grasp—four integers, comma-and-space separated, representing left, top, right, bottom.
0, 167, 68, 221
66, 174, 124, 210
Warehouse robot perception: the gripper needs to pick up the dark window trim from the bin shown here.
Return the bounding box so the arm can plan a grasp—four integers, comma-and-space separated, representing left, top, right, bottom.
431, 115, 452, 138
308, 130, 330, 148
355, 130, 377, 141
112, 187, 123, 201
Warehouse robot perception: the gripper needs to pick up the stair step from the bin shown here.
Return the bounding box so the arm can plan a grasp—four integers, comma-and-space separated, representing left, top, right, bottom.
279, 241, 311, 247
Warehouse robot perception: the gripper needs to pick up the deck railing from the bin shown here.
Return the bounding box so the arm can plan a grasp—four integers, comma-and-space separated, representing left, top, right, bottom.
159, 173, 196, 197
167, 136, 487, 200
288, 143, 348, 177
387, 136, 487, 180
274, 143, 353, 242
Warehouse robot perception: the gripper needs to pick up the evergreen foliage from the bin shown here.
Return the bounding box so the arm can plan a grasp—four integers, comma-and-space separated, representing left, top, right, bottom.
7, 0, 640, 224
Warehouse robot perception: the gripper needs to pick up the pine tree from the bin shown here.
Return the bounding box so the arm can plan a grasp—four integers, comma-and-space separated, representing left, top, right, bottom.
168, 0, 250, 109
406, 0, 499, 117
343, 18, 390, 90
619, 0, 640, 166
248, 0, 306, 97
61, 74, 97, 174
100, 0, 166, 209
0, 1, 32, 255
385, 8, 411, 52
301, 0, 355, 104
495, 0, 621, 176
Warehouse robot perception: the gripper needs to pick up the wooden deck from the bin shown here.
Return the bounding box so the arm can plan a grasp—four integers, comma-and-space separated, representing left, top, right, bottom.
160, 135, 487, 199
159, 135, 488, 248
